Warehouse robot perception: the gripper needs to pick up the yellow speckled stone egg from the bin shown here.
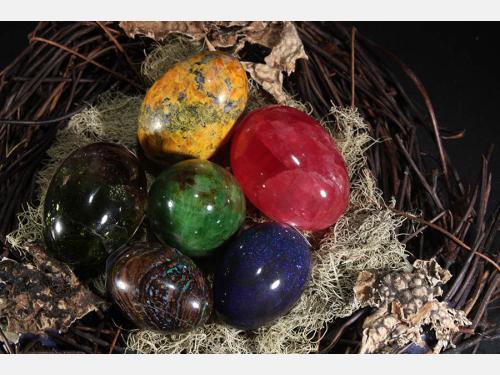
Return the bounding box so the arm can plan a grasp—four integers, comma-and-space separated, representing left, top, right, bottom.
138, 51, 248, 162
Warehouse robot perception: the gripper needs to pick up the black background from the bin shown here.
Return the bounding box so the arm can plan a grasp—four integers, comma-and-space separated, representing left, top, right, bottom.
353, 22, 500, 209
1, 21, 498, 352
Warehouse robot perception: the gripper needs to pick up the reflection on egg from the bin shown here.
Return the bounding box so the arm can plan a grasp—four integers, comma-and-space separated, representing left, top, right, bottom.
107, 241, 212, 333
147, 159, 246, 258
230, 105, 350, 231
43, 142, 147, 269
213, 223, 311, 330
138, 51, 248, 163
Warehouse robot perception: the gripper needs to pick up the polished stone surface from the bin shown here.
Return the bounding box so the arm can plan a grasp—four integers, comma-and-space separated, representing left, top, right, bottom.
213, 222, 311, 330
107, 241, 212, 333
43, 143, 147, 268
230, 105, 350, 231
147, 159, 246, 257
138, 51, 248, 163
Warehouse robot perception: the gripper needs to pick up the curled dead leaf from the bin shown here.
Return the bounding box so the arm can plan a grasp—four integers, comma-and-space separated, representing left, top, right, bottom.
354, 259, 471, 354
119, 21, 308, 103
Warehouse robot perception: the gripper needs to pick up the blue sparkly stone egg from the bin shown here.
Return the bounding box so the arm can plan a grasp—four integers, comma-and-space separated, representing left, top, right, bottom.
213, 222, 311, 330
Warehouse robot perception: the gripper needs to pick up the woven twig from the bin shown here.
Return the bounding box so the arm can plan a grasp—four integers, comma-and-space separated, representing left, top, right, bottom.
0, 21, 497, 353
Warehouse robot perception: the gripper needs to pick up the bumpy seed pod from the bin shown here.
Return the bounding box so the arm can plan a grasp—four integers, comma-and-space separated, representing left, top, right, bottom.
355, 259, 471, 354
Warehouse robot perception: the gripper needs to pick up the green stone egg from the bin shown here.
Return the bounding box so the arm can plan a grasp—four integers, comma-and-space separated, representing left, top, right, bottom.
147, 159, 246, 257
43, 143, 147, 269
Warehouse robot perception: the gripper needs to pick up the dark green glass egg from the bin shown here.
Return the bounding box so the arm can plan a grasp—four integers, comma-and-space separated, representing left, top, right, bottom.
147, 159, 246, 257
43, 142, 147, 268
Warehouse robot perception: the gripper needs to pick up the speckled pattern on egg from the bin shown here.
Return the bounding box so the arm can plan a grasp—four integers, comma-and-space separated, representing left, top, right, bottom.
107, 241, 212, 333
213, 223, 311, 330
138, 51, 248, 162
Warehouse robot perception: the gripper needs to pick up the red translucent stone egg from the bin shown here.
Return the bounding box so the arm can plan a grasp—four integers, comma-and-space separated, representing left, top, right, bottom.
230, 105, 349, 231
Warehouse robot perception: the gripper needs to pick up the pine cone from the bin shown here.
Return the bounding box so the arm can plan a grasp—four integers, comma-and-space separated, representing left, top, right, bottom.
354, 259, 470, 353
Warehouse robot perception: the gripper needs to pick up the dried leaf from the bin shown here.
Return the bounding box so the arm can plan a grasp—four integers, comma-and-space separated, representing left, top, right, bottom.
242, 62, 285, 103
120, 21, 207, 41
119, 21, 308, 103
0, 244, 106, 341
238, 22, 283, 50
264, 22, 308, 75
120, 21, 280, 49
355, 259, 471, 354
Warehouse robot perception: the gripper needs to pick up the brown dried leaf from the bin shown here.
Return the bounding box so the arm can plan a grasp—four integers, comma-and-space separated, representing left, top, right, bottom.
119, 21, 281, 49
241, 62, 285, 103
264, 22, 308, 75
0, 244, 106, 341
119, 21, 308, 103
120, 21, 207, 41
355, 258, 471, 354
235, 22, 283, 50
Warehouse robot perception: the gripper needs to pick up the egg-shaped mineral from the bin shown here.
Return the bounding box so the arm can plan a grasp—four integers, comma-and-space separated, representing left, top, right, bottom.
213, 223, 311, 330
43, 143, 147, 268
230, 105, 350, 231
147, 159, 246, 257
138, 51, 248, 163
107, 241, 212, 333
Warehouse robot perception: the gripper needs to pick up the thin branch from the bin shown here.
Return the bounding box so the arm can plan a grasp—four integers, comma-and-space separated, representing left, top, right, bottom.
402, 210, 447, 244
109, 328, 122, 354
30, 36, 143, 91
0, 107, 83, 126
96, 22, 140, 79
392, 209, 500, 272
350, 27, 357, 108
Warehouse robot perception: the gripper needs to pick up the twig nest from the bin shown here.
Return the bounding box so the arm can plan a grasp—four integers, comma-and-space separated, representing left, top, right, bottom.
354, 259, 471, 353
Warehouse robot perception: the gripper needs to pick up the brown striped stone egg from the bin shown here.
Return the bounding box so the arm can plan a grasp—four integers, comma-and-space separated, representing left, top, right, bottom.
107, 241, 212, 333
